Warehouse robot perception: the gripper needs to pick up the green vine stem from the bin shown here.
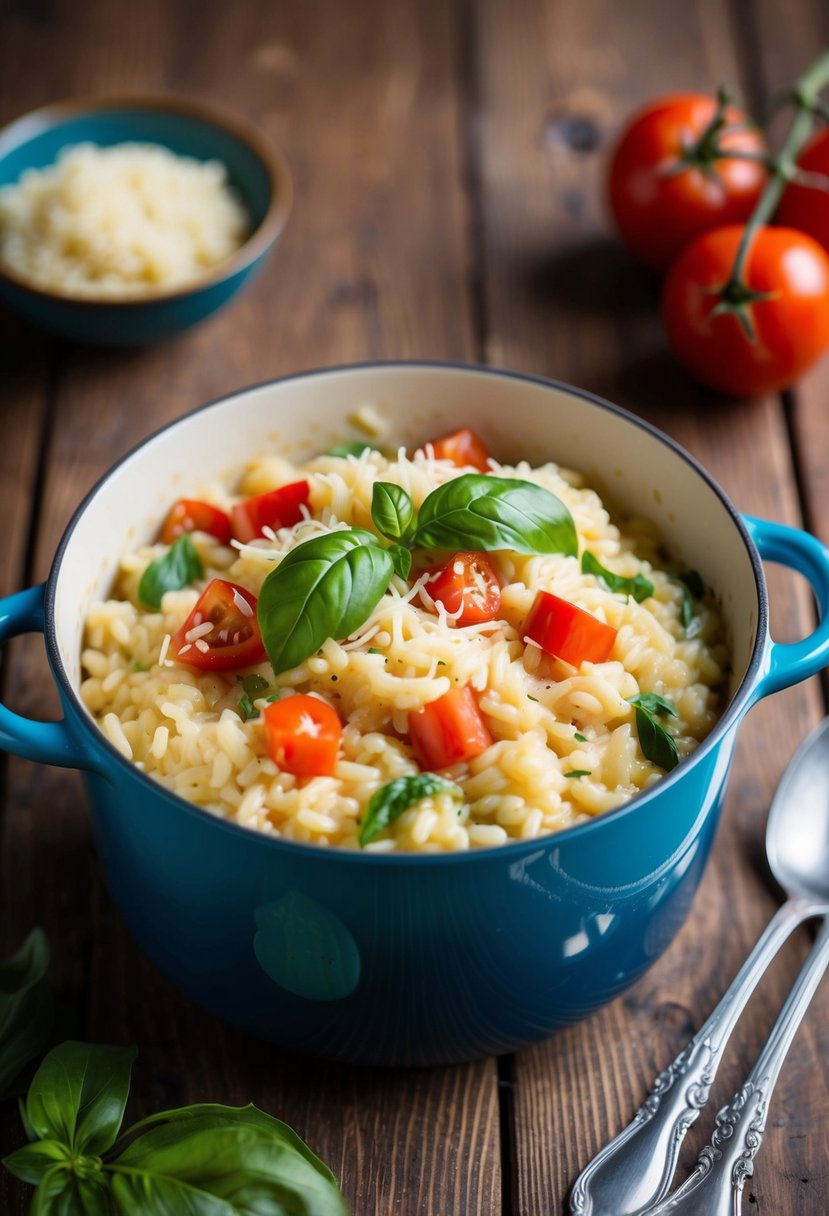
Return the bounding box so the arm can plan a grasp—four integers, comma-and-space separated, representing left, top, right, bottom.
714, 47, 829, 335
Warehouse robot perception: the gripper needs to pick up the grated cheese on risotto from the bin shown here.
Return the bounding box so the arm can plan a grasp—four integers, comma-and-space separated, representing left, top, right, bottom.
0, 142, 250, 297
80, 431, 728, 852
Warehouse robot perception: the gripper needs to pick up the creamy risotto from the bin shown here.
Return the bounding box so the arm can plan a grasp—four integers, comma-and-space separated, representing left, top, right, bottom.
0, 143, 250, 297
80, 425, 727, 852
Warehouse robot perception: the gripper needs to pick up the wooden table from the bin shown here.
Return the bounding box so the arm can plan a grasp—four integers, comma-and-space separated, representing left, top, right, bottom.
2, 1, 829, 1211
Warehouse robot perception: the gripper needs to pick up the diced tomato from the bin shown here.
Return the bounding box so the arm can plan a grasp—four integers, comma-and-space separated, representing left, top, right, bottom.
429, 427, 490, 472
525, 591, 617, 666
426, 552, 502, 625
170, 579, 266, 671
408, 686, 492, 770
231, 481, 310, 543
264, 694, 343, 777
160, 499, 232, 546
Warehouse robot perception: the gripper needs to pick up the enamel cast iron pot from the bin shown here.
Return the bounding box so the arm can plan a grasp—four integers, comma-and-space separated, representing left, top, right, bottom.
3, 363, 829, 1068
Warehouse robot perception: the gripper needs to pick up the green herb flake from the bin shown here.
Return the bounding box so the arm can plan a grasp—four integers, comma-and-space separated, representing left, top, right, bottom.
359, 774, 462, 846
368, 647, 384, 655
138, 535, 203, 610
131, 660, 149, 673
238, 695, 259, 722
437, 660, 447, 667
326, 440, 381, 458
564, 770, 591, 779
238, 674, 270, 699
581, 551, 653, 603
527, 695, 539, 703
573, 732, 587, 743
265, 692, 284, 703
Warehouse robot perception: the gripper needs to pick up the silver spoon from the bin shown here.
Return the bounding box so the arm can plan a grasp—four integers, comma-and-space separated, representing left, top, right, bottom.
570, 715, 829, 1216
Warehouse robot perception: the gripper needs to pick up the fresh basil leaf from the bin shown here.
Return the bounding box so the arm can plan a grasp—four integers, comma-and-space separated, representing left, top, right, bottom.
581, 552, 653, 603
237, 695, 258, 722
564, 770, 591, 779
371, 482, 415, 542
109, 1106, 347, 1216
326, 441, 380, 458
628, 701, 679, 773
389, 544, 413, 580
360, 774, 462, 846
413, 475, 577, 556
2, 1139, 71, 1185
138, 535, 203, 610
628, 692, 678, 718
258, 530, 394, 675
0, 927, 54, 1099
26, 1041, 137, 1155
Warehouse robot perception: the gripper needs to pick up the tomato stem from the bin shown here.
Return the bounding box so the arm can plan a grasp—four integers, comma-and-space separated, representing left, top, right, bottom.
717, 48, 829, 333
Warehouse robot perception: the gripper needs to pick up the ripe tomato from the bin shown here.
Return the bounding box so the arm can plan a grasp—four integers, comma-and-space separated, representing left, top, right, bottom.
231, 481, 310, 543
264, 694, 342, 777
408, 686, 492, 770
525, 591, 617, 666
776, 128, 829, 253
160, 499, 232, 546
170, 579, 266, 671
609, 93, 767, 271
662, 225, 829, 396
426, 552, 502, 625
428, 427, 490, 471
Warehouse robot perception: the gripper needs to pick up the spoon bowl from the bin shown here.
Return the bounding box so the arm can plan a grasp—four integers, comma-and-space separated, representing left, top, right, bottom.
767, 714, 829, 905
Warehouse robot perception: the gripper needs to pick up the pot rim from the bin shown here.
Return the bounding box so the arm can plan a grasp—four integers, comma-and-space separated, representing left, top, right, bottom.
44, 360, 767, 865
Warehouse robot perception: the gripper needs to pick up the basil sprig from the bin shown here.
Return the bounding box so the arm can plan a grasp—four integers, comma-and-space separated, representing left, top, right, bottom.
359, 774, 462, 846
0, 928, 54, 1099
627, 692, 679, 771
138, 534, 203, 610
258, 530, 394, 675
412, 474, 577, 556
258, 474, 576, 676
3, 1040, 348, 1215
581, 552, 653, 603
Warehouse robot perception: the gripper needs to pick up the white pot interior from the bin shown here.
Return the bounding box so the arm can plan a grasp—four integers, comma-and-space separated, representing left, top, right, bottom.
53, 365, 760, 707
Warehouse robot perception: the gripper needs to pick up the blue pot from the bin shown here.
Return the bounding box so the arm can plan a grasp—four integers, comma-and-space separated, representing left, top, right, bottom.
0, 96, 292, 344
3, 363, 829, 1066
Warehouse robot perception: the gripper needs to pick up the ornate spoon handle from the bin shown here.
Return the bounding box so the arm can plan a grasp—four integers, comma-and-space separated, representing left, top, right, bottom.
644, 914, 829, 1216
569, 899, 821, 1216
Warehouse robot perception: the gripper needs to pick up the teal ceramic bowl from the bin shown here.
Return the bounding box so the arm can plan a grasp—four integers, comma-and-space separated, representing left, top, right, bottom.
0, 95, 292, 345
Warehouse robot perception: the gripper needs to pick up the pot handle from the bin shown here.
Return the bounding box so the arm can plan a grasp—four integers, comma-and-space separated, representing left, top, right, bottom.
0, 584, 103, 771
743, 514, 829, 701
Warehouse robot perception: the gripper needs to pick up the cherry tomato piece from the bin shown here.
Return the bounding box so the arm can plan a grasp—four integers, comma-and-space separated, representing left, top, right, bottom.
662, 224, 829, 396
525, 591, 617, 666
408, 686, 492, 770
161, 499, 232, 546
231, 481, 310, 543
429, 427, 490, 471
264, 694, 343, 777
170, 579, 266, 671
776, 128, 829, 254
609, 93, 767, 271
426, 552, 502, 625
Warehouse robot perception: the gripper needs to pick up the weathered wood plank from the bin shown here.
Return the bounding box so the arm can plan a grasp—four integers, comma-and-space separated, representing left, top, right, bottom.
0, 2, 500, 1213
473, 0, 826, 1211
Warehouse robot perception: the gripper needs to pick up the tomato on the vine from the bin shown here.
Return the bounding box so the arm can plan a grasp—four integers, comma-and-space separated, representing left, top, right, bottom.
776, 127, 829, 254
609, 94, 767, 271
662, 224, 829, 396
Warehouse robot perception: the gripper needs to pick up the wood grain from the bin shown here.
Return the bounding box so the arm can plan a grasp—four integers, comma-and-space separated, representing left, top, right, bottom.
473, 0, 826, 1211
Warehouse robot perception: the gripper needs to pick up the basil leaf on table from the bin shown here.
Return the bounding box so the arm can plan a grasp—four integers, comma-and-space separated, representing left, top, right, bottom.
371, 481, 415, 542
359, 774, 463, 846
25, 1040, 137, 1155
108, 1105, 348, 1216
258, 530, 394, 675
627, 693, 679, 772
0, 927, 54, 1098
581, 552, 653, 603
138, 534, 203, 610
413, 475, 578, 556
